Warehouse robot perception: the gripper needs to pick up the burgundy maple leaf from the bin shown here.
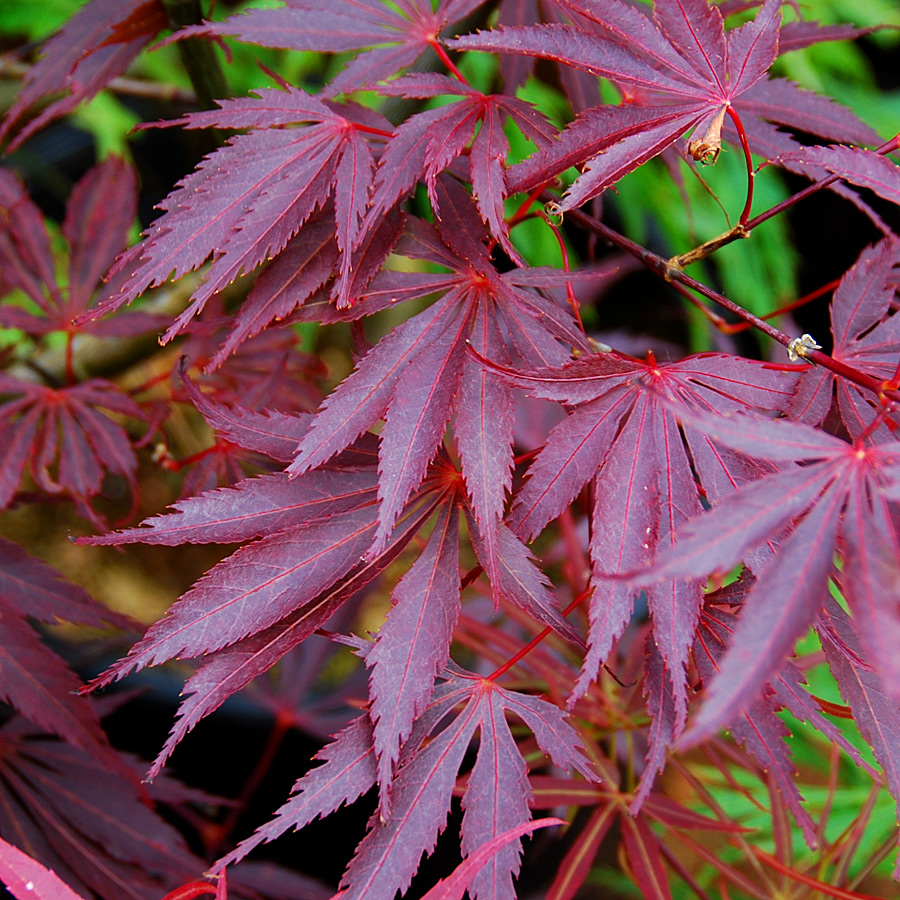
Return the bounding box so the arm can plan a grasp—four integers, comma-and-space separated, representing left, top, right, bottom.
222, 671, 594, 900
0, 374, 144, 522
0, 158, 166, 339
0, 159, 156, 521
287, 181, 590, 575
0, 0, 168, 150
187, 0, 487, 97
478, 348, 795, 721
80, 412, 492, 777
452, 0, 878, 211
631, 405, 900, 741
95, 87, 391, 339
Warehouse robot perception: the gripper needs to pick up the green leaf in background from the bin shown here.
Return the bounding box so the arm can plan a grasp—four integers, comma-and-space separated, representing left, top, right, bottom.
0, 0, 80, 40
71, 93, 139, 160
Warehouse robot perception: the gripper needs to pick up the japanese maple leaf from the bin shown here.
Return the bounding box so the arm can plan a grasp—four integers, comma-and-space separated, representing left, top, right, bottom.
95, 86, 389, 339
0, 158, 165, 338
0, 0, 167, 150
364, 73, 556, 258
132, 446, 469, 782
188, 0, 487, 97
220, 671, 595, 900
0, 716, 205, 900
124, 429, 573, 784
0, 837, 85, 900
452, 0, 877, 211
789, 236, 900, 440
193, 203, 405, 368
630, 405, 900, 741
0, 537, 131, 770
80, 425, 387, 688
81, 385, 571, 783
0, 374, 144, 522
287, 181, 590, 577
482, 349, 795, 720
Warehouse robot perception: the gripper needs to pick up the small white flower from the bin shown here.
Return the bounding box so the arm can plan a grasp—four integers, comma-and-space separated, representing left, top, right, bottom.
787, 333, 822, 362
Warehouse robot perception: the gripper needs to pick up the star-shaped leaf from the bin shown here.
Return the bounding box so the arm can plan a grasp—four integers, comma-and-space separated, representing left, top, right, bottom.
480, 349, 794, 719
631, 405, 900, 738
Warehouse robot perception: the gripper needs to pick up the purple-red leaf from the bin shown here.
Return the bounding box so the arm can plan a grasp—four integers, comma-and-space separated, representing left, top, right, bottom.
633, 403, 900, 737
0, 375, 143, 515
420, 819, 565, 900
0, 159, 158, 339
777, 145, 900, 207
488, 351, 793, 713
291, 196, 585, 557
0, 0, 166, 150
338, 682, 481, 900
368, 503, 461, 812
0, 612, 116, 764
0, 835, 86, 900
339, 673, 593, 900
656, 0, 726, 91
97, 88, 384, 339
192, 0, 484, 96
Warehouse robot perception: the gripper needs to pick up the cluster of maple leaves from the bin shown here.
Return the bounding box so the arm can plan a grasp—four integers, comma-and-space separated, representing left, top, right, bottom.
1, 0, 900, 898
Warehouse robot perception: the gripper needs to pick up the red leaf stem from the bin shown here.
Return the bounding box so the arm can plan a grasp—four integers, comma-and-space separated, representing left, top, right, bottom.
431, 38, 469, 85
725, 105, 755, 226
488, 587, 591, 682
